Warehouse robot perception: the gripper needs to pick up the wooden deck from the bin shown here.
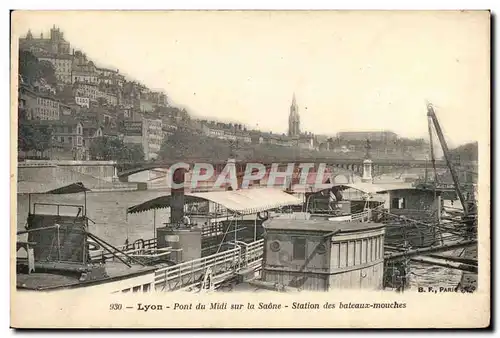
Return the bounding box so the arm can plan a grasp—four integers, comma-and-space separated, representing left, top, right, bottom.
17, 261, 157, 291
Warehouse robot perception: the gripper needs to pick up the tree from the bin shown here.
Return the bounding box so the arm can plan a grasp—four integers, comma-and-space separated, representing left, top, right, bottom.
18, 50, 57, 86
19, 50, 39, 84
38, 60, 57, 87
88, 136, 145, 162
18, 122, 53, 158
32, 125, 53, 157
89, 136, 125, 160
448, 142, 478, 162
159, 129, 230, 161
18, 123, 34, 153
122, 143, 145, 162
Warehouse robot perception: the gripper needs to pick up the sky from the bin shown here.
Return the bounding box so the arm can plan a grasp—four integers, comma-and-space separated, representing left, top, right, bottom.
12, 11, 490, 147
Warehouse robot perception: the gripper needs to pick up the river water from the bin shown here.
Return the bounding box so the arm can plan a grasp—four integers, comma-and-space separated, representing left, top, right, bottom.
16, 190, 464, 290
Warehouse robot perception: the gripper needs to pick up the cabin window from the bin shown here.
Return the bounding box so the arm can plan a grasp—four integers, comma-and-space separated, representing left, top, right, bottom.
292, 237, 306, 260
355, 240, 362, 265
391, 197, 406, 209
132, 286, 141, 293
347, 241, 355, 266
339, 242, 348, 268
379, 236, 384, 258
331, 243, 340, 268
316, 243, 326, 255
366, 239, 372, 262
122, 288, 130, 293
270, 241, 281, 252
361, 239, 367, 264
143, 284, 151, 292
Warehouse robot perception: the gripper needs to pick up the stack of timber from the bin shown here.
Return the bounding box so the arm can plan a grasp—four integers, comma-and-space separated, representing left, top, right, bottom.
456, 245, 478, 292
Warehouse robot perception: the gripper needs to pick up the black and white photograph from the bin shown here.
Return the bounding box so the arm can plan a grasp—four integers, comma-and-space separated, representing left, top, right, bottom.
10, 10, 490, 329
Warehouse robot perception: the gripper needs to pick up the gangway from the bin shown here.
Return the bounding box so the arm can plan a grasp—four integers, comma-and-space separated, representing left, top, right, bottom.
154, 239, 264, 292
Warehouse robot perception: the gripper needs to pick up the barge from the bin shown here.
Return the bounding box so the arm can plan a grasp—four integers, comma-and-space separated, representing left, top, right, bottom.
16, 179, 302, 294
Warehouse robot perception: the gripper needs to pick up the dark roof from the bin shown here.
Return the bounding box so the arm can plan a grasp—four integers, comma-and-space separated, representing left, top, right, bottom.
17, 182, 91, 195
24, 119, 81, 127
376, 187, 444, 194
263, 219, 385, 233
45, 182, 91, 194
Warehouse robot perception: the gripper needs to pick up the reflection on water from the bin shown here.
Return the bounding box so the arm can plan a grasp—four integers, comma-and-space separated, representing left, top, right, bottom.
16, 190, 464, 289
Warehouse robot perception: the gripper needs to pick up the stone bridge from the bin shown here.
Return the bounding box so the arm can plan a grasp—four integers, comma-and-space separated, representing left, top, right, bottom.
116, 158, 476, 182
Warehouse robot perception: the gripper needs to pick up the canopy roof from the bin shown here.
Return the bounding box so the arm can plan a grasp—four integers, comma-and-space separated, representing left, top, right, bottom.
306, 182, 389, 195
264, 218, 385, 233
127, 188, 302, 215
333, 183, 389, 194
17, 181, 91, 195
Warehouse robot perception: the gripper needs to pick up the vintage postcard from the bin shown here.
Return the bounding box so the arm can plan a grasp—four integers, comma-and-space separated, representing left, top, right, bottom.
10, 10, 490, 328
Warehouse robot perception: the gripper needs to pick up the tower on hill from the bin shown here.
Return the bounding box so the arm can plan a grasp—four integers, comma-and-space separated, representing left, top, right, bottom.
288, 93, 300, 138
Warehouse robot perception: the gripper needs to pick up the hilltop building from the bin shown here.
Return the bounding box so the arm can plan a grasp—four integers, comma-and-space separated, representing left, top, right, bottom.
19, 25, 71, 55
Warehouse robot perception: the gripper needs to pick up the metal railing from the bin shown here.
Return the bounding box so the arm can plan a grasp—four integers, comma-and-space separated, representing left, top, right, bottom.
154, 239, 264, 292
89, 237, 158, 262
351, 210, 370, 222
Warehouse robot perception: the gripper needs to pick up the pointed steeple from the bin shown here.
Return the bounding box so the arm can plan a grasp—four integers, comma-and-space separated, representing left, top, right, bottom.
288, 92, 300, 137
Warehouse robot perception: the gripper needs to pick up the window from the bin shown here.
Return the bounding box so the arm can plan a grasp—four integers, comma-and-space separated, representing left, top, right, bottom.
292, 237, 306, 260
391, 197, 406, 209
270, 241, 281, 252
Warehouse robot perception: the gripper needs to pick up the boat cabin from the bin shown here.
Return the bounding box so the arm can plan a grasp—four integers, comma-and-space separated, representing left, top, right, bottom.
260, 218, 386, 291
127, 188, 302, 264
296, 183, 387, 222
377, 187, 443, 247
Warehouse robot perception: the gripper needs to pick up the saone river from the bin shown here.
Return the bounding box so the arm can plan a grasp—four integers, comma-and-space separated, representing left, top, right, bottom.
16, 190, 463, 290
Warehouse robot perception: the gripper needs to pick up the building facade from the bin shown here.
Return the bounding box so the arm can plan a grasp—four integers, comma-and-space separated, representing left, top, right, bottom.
18, 84, 38, 120
75, 96, 90, 108
337, 131, 399, 143
142, 118, 163, 160
35, 53, 73, 84
122, 118, 164, 160
33, 94, 61, 120
74, 83, 98, 102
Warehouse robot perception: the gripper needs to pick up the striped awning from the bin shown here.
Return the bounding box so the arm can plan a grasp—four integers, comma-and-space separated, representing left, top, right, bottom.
127, 188, 302, 215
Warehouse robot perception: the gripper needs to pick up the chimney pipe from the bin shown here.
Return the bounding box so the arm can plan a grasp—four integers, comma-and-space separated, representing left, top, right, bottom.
170, 167, 186, 225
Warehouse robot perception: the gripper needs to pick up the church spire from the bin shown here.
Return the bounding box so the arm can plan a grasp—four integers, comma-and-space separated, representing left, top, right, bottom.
288, 92, 300, 137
